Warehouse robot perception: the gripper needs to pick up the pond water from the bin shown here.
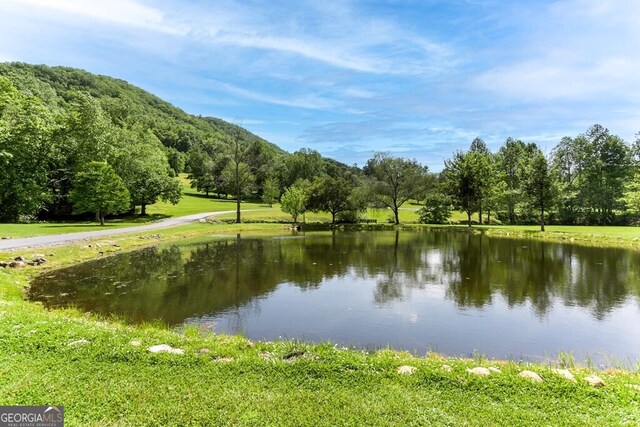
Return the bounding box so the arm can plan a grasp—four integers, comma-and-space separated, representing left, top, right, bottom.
29, 231, 640, 364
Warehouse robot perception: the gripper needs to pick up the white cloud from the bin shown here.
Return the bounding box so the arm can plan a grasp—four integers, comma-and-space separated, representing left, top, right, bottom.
473, 0, 640, 103
3, 0, 189, 35
207, 80, 339, 111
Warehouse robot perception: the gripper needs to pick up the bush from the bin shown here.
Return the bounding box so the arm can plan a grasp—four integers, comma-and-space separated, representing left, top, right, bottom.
418, 193, 452, 224
336, 210, 362, 224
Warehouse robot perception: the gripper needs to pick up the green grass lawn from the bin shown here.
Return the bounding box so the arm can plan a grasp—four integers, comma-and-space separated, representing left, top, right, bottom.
0, 175, 269, 238
1, 224, 639, 426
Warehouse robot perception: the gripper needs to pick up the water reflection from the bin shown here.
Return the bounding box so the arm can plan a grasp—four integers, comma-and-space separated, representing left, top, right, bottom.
29, 230, 640, 360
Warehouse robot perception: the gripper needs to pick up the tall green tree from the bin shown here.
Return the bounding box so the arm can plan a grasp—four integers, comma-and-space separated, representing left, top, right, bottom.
496, 138, 526, 223
226, 125, 256, 223
443, 151, 484, 227
69, 161, 130, 225
262, 176, 279, 207
467, 138, 495, 224
115, 127, 182, 215
280, 185, 307, 224
363, 152, 428, 225
0, 77, 54, 221
523, 148, 556, 231
306, 175, 357, 224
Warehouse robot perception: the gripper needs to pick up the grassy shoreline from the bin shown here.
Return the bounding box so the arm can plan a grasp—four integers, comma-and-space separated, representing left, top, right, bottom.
1, 223, 640, 425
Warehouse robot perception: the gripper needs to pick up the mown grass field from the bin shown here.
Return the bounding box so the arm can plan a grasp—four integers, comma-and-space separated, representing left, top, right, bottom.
1, 223, 639, 426
0, 175, 269, 238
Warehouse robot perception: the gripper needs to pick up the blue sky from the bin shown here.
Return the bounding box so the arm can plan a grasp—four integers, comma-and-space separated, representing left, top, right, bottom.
1, 0, 639, 170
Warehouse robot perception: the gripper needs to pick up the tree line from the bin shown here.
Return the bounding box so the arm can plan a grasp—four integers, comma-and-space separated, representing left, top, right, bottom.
2, 64, 640, 229
437, 125, 640, 229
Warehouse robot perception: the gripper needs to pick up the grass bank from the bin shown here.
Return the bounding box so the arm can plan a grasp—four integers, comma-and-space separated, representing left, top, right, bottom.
400, 224, 640, 251
1, 223, 639, 426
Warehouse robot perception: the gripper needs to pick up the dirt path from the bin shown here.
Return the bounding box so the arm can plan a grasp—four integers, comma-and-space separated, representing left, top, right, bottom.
0, 210, 253, 251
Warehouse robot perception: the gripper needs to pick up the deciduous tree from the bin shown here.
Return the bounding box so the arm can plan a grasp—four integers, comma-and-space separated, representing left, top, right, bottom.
364, 152, 428, 225
69, 161, 130, 225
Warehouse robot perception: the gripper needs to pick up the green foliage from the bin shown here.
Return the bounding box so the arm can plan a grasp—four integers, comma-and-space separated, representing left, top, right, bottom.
523, 148, 556, 231
496, 138, 534, 224
69, 161, 130, 224
418, 193, 452, 224
115, 126, 182, 214
262, 176, 280, 207
279, 148, 326, 189
0, 63, 287, 221
307, 175, 360, 223
621, 170, 640, 217
221, 162, 255, 198
166, 147, 186, 174
552, 125, 632, 224
443, 151, 482, 226
364, 152, 428, 225
0, 77, 54, 221
280, 185, 307, 224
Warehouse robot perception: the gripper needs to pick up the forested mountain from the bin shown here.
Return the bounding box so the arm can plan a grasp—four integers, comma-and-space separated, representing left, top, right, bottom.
0, 62, 352, 221
0, 62, 282, 154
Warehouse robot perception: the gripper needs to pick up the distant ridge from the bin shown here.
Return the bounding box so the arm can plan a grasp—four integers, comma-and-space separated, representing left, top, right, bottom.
0, 62, 285, 155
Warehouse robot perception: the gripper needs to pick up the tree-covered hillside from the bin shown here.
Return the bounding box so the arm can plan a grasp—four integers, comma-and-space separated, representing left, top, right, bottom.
0, 62, 281, 154
0, 63, 326, 222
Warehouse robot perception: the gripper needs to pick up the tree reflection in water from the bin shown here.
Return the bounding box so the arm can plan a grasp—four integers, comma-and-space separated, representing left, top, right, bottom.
30, 231, 640, 324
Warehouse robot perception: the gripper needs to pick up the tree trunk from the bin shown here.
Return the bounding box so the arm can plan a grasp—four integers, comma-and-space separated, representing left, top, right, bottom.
236, 195, 241, 224
141, 203, 147, 216
99, 213, 105, 226
467, 211, 472, 228
394, 209, 400, 225
540, 204, 545, 232
331, 211, 336, 224
478, 203, 483, 225
487, 209, 490, 224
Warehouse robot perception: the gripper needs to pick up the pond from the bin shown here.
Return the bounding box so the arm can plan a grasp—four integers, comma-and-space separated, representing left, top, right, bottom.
29, 230, 640, 365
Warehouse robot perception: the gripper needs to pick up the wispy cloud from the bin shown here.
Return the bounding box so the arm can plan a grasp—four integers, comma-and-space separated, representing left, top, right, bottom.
6, 0, 189, 35
1, 0, 638, 168
207, 80, 339, 111
473, 0, 640, 103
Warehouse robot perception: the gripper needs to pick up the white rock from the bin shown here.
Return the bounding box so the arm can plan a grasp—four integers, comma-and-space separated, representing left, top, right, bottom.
467, 367, 491, 376
488, 367, 502, 373
147, 344, 184, 355
585, 374, 606, 388
626, 384, 640, 391
212, 357, 234, 363
519, 370, 543, 383
441, 364, 452, 372
551, 369, 576, 382
68, 339, 90, 346
129, 340, 141, 347
397, 365, 416, 375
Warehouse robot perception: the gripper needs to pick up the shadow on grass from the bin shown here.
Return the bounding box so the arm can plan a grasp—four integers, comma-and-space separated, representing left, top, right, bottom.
36, 213, 172, 228
183, 192, 235, 201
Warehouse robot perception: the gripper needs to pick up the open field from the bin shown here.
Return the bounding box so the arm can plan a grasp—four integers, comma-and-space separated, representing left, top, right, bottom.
1, 223, 639, 426
0, 175, 268, 238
